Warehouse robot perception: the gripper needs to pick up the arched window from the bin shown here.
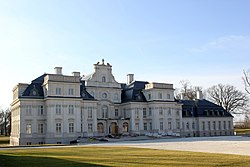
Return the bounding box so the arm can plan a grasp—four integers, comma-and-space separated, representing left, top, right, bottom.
123, 122, 129, 132
102, 105, 108, 118
102, 76, 106, 82
97, 123, 104, 133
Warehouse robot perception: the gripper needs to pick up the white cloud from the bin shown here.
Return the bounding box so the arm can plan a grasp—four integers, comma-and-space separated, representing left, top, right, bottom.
192, 35, 250, 52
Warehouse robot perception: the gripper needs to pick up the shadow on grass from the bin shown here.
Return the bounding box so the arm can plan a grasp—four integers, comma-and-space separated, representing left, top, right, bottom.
0, 155, 107, 167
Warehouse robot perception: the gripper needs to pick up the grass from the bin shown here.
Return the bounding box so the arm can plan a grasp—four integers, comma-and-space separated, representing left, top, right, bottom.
234, 128, 250, 135
0, 135, 9, 145
1, 146, 250, 167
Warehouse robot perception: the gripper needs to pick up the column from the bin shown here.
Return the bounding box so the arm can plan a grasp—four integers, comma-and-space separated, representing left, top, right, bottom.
130, 109, 135, 132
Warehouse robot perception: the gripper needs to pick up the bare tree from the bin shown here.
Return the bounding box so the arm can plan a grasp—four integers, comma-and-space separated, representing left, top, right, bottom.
243, 69, 250, 94
0, 108, 11, 136
175, 80, 203, 100
207, 84, 248, 114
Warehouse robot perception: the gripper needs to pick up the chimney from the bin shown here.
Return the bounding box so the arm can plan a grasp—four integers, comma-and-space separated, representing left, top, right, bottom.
54, 67, 62, 75
127, 74, 134, 85
196, 90, 203, 100
72, 72, 80, 77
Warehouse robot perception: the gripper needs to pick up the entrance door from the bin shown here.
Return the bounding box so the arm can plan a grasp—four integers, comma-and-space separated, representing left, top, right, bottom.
110, 122, 118, 135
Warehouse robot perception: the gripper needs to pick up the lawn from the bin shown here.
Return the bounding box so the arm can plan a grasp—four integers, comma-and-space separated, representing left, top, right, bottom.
1, 146, 250, 167
0, 135, 9, 145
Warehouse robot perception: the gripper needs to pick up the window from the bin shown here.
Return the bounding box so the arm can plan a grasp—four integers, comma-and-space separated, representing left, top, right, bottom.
148, 94, 151, 100
102, 105, 108, 118
202, 121, 205, 130
56, 123, 62, 134
186, 122, 190, 129
149, 122, 152, 130
26, 124, 32, 134
102, 92, 108, 98
192, 122, 195, 130
122, 122, 128, 132
135, 109, 139, 118
69, 123, 74, 133
218, 121, 221, 130
102, 76, 106, 82
88, 107, 92, 118
56, 88, 61, 95
148, 108, 152, 116
160, 122, 164, 130
213, 121, 216, 130
176, 110, 180, 117
158, 93, 162, 99
228, 121, 231, 129
135, 123, 139, 131
223, 121, 226, 129
143, 108, 147, 118
144, 123, 147, 130
123, 109, 126, 118
88, 123, 93, 132
38, 123, 44, 134
168, 108, 171, 116
115, 109, 119, 117
68, 105, 74, 115
167, 94, 171, 99
38, 106, 44, 115
159, 107, 163, 116
56, 105, 61, 115
208, 121, 211, 130
26, 106, 32, 116
68, 88, 74, 95
168, 122, 172, 130
176, 121, 180, 129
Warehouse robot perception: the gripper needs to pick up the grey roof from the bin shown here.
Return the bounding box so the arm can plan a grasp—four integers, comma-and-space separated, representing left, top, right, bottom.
121, 81, 148, 103
180, 99, 233, 117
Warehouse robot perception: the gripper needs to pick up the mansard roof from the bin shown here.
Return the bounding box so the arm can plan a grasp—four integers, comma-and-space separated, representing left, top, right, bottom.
21, 74, 46, 98
80, 81, 95, 100
121, 81, 148, 103
181, 99, 233, 117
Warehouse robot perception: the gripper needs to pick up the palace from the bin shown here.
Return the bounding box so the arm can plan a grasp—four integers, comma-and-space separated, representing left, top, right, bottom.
10, 60, 234, 145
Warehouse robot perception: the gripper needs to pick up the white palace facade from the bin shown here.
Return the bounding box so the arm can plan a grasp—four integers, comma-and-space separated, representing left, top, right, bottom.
10, 60, 234, 145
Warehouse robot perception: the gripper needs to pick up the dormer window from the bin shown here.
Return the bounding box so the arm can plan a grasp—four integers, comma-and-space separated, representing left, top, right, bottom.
102, 76, 106, 82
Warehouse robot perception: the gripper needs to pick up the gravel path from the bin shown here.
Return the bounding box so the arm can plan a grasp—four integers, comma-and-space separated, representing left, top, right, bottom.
88, 136, 250, 156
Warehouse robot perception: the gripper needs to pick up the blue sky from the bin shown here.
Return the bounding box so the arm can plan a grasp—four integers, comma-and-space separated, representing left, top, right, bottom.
1, 0, 250, 108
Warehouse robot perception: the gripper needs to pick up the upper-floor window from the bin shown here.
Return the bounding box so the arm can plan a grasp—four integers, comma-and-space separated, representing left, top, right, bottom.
88, 107, 93, 118
135, 109, 139, 118
68, 105, 74, 115
102, 76, 106, 82
56, 88, 61, 95
192, 122, 195, 129
167, 94, 171, 99
159, 107, 163, 116
38, 106, 44, 115
26, 105, 32, 116
186, 122, 190, 129
202, 121, 205, 130
102, 105, 108, 118
158, 93, 162, 99
68, 88, 74, 95
115, 109, 119, 117
208, 121, 211, 130
56, 105, 61, 115
143, 108, 147, 118
168, 108, 171, 116
148, 108, 152, 116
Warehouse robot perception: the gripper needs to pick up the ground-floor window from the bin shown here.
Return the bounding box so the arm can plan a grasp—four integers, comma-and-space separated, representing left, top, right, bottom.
143, 123, 147, 131
56, 123, 62, 134
26, 124, 32, 134
69, 123, 74, 133
160, 122, 163, 130
88, 123, 93, 132
123, 122, 128, 132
